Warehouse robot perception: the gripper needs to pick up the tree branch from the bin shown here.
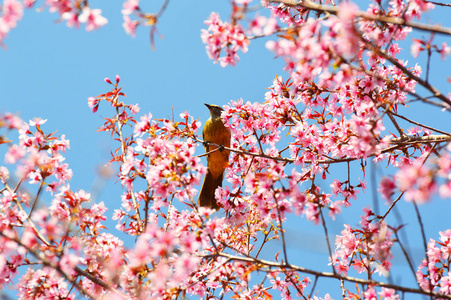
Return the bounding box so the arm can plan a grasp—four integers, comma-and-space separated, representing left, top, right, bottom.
196, 134, 451, 165
115, 106, 143, 233
272, 0, 451, 36
217, 252, 451, 299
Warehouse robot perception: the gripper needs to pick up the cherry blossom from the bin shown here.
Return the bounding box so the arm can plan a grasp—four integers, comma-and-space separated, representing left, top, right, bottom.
78, 7, 108, 31
1, 0, 451, 299
201, 12, 250, 67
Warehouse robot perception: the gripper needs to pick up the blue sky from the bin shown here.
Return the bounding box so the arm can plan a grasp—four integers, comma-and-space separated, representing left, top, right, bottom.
1, 1, 451, 299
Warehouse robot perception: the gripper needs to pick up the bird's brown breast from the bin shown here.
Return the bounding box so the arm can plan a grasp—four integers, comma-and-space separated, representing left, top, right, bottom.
203, 117, 231, 177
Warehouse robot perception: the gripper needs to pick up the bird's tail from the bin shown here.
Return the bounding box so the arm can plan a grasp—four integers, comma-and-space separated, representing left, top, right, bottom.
198, 170, 223, 210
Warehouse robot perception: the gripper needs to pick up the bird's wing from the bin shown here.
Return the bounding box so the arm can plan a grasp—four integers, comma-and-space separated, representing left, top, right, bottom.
202, 120, 209, 153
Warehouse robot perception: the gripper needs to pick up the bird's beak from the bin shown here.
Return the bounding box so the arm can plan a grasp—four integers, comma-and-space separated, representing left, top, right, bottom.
204, 103, 211, 109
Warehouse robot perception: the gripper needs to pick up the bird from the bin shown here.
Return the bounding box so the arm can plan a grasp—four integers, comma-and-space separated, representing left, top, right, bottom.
198, 103, 231, 209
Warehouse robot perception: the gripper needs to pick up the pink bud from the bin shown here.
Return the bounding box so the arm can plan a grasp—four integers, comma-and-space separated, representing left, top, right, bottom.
105, 77, 112, 84
115, 75, 121, 83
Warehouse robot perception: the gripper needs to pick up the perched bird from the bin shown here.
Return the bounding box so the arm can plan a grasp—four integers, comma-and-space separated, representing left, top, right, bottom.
198, 103, 231, 209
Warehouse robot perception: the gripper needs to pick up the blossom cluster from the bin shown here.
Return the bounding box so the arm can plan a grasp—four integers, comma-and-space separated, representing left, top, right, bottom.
1, 0, 451, 299
0, 0, 23, 47
0, 0, 107, 47
0, 113, 116, 298
377, 142, 451, 204
4, 117, 71, 191
121, 0, 167, 49
30, 0, 107, 31
196, 0, 451, 298
201, 12, 250, 67
416, 229, 451, 295
332, 208, 394, 277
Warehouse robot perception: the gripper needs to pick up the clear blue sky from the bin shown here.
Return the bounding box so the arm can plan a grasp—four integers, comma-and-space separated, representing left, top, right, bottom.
1, 1, 450, 299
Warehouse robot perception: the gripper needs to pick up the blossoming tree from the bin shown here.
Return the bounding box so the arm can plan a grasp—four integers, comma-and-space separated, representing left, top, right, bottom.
1, 0, 451, 299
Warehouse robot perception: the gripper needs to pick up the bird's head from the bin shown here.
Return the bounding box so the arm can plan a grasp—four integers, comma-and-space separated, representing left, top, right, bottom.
204, 103, 224, 120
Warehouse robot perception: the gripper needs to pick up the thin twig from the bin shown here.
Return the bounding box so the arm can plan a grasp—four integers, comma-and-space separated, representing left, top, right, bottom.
379, 192, 404, 222
4, 182, 51, 247
144, 188, 151, 231
393, 230, 418, 284
197, 145, 222, 158
284, 270, 309, 300
386, 110, 406, 138
319, 208, 335, 274
255, 230, 270, 259
116, 107, 143, 233
29, 179, 44, 217
309, 275, 319, 298
273, 189, 289, 265
390, 112, 451, 136
157, 0, 170, 18
406, 96, 451, 112
413, 201, 433, 299
426, 0, 451, 7
411, 143, 438, 299
426, 42, 433, 83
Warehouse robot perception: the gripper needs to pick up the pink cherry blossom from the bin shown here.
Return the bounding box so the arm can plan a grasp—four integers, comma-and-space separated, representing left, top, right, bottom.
123, 15, 138, 37
0, 0, 23, 46
439, 42, 451, 60
201, 12, 250, 67
1, 0, 451, 298
78, 7, 108, 31
122, 0, 140, 16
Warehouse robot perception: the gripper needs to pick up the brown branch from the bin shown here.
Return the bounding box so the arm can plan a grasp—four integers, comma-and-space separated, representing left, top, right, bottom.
426, 0, 451, 7
216, 252, 451, 299
29, 179, 44, 217
319, 208, 336, 274
386, 110, 406, 138
389, 134, 451, 144
379, 192, 404, 222
194, 138, 294, 163
185, 258, 233, 291
196, 145, 222, 158
196, 134, 451, 165
272, 0, 451, 36
73, 266, 124, 294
